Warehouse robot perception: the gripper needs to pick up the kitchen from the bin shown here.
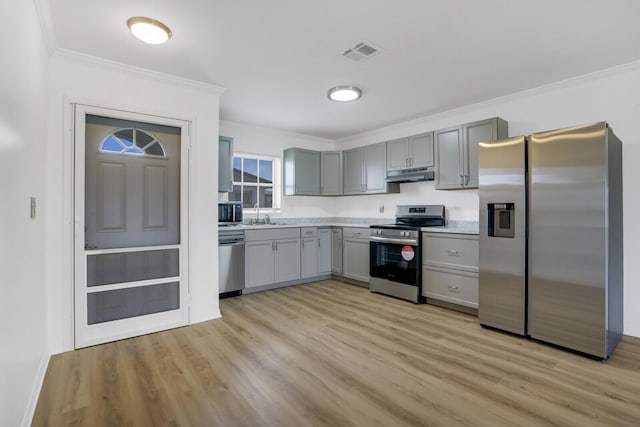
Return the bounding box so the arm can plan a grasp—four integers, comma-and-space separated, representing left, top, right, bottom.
4, 1, 640, 426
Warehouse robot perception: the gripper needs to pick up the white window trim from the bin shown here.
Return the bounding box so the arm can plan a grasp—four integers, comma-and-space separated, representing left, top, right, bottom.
233, 152, 281, 212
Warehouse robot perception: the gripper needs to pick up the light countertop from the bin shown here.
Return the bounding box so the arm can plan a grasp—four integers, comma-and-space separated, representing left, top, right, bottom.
220, 218, 479, 235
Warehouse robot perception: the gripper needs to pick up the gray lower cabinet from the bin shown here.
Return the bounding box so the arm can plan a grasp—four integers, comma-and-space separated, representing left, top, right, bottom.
386, 132, 434, 171
318, 228, 332, 274
342, 227, 369, 283
301, 227, 319, 278
245, 228, 301, 288
435, 117, 508, 189
321, 151, 342, 195
331, 228, 343, 274
283, 148, 320, 195
218, 136, 233, 192
343, 143, 399, 195
422, 232, 479, 309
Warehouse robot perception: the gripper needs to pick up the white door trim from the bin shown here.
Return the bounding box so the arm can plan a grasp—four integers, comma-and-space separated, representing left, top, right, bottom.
72, 103, 191, 349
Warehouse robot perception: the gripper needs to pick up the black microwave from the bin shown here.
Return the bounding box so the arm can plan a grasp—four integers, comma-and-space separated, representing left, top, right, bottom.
218, 202, 243, 225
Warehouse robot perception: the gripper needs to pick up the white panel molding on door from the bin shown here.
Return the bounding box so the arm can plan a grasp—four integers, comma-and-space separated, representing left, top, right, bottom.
74, 103, 191, 349
143, 164, 169, 231
97, 161, 127, 233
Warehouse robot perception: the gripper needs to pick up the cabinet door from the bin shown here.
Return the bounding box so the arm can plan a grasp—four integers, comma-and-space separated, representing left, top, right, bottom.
363, 142, 386, 193
343, 238, 370, 283
275, 238, 301, 282
318, 228, 332, 274
408, 132, 434, 169
301, 237, 319, 278
295, 149, 321, 195
343, 148, 364, 194
435, 126, 463, 189
463, 119, 498, 189
386, 138, 409, 172
331, 228, 343, 274
245, 240, 275, 288
321, 151, 343, 195
218, 136, 233, 192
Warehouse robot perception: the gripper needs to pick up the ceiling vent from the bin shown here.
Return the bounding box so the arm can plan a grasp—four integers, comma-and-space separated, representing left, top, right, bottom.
341, 41, 380, 62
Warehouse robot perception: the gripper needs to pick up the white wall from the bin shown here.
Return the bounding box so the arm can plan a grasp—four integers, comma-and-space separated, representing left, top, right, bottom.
220, 120, 338, 217
335, 62, 640, 337
46, 52, 223, 354
0, 1, 50, 425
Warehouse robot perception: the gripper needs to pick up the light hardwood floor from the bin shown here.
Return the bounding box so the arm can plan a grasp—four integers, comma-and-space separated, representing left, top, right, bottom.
33, 280, 640, 426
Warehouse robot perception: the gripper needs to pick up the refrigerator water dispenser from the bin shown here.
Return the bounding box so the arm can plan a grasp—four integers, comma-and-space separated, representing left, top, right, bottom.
487, 203, 515, 238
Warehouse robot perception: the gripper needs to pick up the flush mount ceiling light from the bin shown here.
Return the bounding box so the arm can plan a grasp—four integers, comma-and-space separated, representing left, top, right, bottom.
127, 17, 172, 45
327, 85, 362, 102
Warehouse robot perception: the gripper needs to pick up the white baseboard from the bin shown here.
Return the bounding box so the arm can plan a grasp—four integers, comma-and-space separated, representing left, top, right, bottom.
21, 351, 51, 427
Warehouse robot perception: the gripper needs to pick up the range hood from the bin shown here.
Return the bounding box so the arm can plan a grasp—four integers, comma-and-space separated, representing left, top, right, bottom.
386, 167, 435, 183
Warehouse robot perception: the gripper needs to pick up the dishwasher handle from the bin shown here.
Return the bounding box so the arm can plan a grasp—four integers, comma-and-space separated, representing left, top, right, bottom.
219, 240, 245, 246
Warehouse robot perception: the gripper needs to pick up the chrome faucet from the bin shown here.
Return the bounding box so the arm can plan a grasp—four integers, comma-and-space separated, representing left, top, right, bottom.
254, 203, 260, 224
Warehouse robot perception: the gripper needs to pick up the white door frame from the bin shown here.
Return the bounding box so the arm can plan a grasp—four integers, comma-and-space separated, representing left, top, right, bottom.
73, 103, 191, 348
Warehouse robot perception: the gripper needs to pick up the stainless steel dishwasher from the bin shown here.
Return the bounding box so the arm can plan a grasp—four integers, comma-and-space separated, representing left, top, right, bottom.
218, 227, 245, 297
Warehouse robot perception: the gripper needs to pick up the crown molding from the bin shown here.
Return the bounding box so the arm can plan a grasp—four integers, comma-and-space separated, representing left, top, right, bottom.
33, 0, 57, 55
52, 48, 226, 95
220, 119, 334, 144
337, 59, 640, 144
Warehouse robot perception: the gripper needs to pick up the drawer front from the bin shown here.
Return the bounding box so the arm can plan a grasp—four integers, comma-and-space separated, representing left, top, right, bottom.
300, 227, 318, 238
422, 267, 478, 308
245, 227, 300, 242
423, 233, 478, 268
343, 227, 368, 241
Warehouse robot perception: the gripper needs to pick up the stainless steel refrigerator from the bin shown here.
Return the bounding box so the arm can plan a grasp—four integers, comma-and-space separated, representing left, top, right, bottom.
478, 122, 623, 359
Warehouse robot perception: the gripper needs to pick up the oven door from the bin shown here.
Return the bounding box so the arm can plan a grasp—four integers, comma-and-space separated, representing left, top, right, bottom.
370, 240, 420, 287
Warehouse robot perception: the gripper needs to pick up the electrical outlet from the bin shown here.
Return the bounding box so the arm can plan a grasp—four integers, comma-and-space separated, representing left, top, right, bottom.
379, 204, 384, 213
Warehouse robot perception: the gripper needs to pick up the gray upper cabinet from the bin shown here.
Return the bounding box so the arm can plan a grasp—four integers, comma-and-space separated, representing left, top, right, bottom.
218, 136, 233, 192
343, 142, 399, 195
283, 148, 320, 195
364, 142, 387, 192
434, 126, 463, 189
320, 151, 342, 195
386, 132, 434, 172
387, 137, 410, 171
343, 148, 364, 194
435, 117, 507, 189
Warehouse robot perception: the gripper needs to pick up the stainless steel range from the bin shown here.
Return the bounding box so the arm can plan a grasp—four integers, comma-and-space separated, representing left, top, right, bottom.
369, 205, 445, 303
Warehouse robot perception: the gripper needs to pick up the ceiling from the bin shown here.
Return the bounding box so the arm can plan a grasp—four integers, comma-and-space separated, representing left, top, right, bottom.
49, 0, 640, 140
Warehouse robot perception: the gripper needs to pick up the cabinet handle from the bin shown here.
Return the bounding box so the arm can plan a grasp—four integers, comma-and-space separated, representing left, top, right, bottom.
318, 239, 321, 247
272, 241, 275, 251
353, 232, 361, 236
459, 175, 464, 185
447, 250, 459, 256
448, 285, 460, 292
465, 175, 469, 186
302, 240, 304, 249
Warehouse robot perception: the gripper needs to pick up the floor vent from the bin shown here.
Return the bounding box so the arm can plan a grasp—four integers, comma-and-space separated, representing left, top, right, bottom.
341, 41, 380, 62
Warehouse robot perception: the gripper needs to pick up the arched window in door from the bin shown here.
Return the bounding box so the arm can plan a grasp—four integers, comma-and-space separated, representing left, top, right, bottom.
100, 128, 166, 157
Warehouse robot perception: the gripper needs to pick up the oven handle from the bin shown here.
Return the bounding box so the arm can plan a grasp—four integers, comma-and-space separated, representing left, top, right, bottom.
369, 236, 419, 246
